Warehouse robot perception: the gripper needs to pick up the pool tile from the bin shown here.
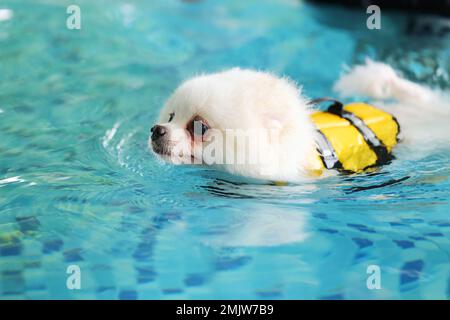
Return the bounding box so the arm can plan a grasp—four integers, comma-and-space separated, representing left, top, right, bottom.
348, 223, 376, 233
393, 240, 415, 249
0, 236, 22, 257
400, 260, 424, 286
42, 239, 64, 254
352, 238, 373, 249
184, 273, 208, 287
16, 216, 41, 233
162, 288, 184, 295
136, 266, 157, 284
425, 232, 444, 237
63, 248, 84, 262
319, 228, 339, 234
214, 256, 252, 271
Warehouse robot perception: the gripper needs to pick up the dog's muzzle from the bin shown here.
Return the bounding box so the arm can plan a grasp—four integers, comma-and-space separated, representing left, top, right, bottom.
150, 124, 170, 156
151, 125, 167, 141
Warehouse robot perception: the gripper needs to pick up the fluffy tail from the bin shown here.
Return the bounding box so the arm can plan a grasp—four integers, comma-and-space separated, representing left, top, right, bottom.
334, 59, 450, 152
333, 59, 450, 112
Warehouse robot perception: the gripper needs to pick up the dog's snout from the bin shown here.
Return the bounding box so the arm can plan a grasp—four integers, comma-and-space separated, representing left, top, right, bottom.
151, 125, 167, 140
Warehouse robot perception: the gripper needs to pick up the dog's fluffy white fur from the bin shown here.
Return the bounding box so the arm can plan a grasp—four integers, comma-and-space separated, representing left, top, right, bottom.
150, 60, 450, 182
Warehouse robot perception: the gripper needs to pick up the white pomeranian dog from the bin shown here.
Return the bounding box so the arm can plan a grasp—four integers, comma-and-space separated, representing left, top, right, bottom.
149, 60, 450, 183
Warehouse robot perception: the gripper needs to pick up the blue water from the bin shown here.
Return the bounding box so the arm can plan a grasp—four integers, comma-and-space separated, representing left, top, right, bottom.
1, 0, 449, 299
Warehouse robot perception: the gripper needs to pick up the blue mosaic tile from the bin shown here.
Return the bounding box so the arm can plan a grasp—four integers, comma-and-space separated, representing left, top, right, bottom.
313, 213, 328, 219
319, 228, 339, 234
118, 290, 138, 300
2, 270, 22, 277
133, 226, 157, 261
348, 223, 376, 233
389, 222, 406, 227
425, 232, 444, 237
354, 251, 367, 261
394, 240, 415, 249
26, 284, 46, 292
430, 221, 450, 227
16, 216, 41, 233
437, 222, 450, 227
96, 286, 116, 293
153, 211, 182, 229
400, 260, 424, 286
24, 261, 42, 269
214, 256, 252, 271
63, 248, 84, 262
409, 236, 426, 241
0, 237, 22, 257
401, 218, 424, 224
162, 288, 183, 295
133, 241, 155, 261
2, 270, 25, 295
352, 238, 373, 249
42, 239, 64, 254
136, 266, 156, 284
184, 273, 208, 287
140, 226, 157, 238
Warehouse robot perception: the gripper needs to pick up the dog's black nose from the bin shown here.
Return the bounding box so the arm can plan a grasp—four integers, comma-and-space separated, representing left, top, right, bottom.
151, 125, 167, 140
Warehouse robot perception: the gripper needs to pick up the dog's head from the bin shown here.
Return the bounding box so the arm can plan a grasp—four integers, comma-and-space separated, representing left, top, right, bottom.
149, 68, 316, 180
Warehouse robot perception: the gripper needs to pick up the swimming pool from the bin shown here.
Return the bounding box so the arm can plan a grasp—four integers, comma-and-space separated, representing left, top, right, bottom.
0, 0, 449, 299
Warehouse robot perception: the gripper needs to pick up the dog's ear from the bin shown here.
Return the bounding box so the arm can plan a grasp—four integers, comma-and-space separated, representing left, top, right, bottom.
261, 113, 284, 130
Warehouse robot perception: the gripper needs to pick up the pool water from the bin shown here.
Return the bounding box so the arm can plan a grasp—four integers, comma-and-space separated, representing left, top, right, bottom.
1, 0, 450, 299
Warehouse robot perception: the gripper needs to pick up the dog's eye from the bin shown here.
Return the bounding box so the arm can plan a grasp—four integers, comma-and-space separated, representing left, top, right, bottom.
168, 112, 175, 122
187, 116, 209, 139
200, 122, 208, 135
192, 121, 208, 136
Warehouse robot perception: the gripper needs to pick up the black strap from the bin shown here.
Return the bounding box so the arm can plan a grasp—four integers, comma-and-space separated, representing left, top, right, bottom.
308, 97, 344, 113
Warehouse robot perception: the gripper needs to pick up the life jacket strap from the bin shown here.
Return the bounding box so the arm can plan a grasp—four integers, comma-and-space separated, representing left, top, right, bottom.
310, 98, 344, 170
308, 97, 343, 110
315, 130, 342, 170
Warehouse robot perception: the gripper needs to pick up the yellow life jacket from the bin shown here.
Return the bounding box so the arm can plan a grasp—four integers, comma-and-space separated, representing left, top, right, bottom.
310, 100, 400, 173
